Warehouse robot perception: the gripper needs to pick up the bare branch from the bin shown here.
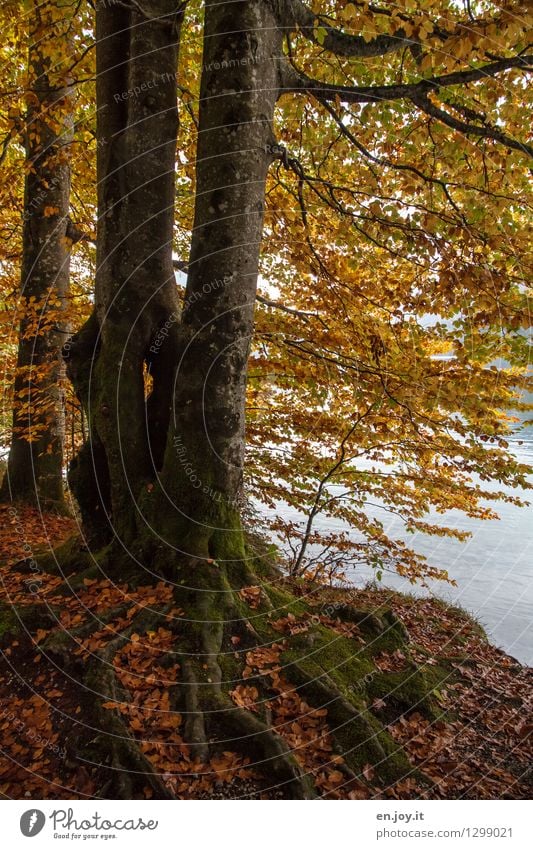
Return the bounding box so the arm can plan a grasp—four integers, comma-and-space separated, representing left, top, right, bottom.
173, 259, 321, 320
256, 294, 319, 321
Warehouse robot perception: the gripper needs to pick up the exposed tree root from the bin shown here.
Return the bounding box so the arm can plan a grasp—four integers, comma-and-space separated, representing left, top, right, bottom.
289, 660, 387, 761
1, 536, 448, 799
214, 694, 316, 798
180, 659, 209, 761
2, 503, 532, 801
87, 637, 174, 799
82, 604, 177, 798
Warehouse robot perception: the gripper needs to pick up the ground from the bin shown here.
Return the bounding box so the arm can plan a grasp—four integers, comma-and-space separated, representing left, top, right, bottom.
0, 503, 531, 799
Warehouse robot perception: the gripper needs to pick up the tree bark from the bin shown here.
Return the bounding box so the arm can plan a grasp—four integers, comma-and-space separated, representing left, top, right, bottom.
1, 1, 74, 511
69, 0, 282, 560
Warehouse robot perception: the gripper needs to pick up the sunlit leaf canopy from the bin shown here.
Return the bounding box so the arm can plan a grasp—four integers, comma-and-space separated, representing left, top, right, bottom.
1, 0, 531, 582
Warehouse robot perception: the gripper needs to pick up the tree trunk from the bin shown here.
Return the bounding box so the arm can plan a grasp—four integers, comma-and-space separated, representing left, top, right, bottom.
65, 0, 182, 544
68, 0, 281, 558
1, 1, 74, 511
154, 0, 283, 563
7, 0, 527, 801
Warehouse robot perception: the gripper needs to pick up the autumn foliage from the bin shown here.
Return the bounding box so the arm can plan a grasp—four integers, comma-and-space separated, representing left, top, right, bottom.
0, 0, 531, 802
0, 0, 531, 578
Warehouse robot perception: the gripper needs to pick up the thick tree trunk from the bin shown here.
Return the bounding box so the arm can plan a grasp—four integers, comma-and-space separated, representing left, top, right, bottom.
65, 1, 182, 544
154, 0, 283, 562
68, 0, 281, 558
1, 2, 74, 511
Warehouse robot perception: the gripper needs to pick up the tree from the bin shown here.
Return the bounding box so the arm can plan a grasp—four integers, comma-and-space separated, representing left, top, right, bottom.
0, 0, 79, 510
5, 0, 533, 797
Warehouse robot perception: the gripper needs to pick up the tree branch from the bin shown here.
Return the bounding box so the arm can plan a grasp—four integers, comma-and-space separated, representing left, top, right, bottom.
317, 100, 463, 209
281, 54, 533, 104
173, 260, 321, 321
256, 293, 319, 321
274, 0, 416, 58
412, 92, 533, 158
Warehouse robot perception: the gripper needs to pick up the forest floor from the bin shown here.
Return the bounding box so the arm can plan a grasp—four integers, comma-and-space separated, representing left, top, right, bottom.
0, 503, 531, 800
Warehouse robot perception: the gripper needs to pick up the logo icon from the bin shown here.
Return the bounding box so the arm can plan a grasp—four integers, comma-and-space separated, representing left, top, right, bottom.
20, 810, 46, 837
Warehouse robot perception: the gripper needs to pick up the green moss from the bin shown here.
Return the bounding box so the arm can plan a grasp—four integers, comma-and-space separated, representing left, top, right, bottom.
263, 584, 308, 618
28, 534, 89, 577
337, 707, 413, 783
143, 478, 247, 568
243, 530, 281, 579
280, 633, 413, 783
283, 626, 375, 692
42, 627, 76, 654
210, 502, 246, 564
367, 663, 448, 722
365, 629, 408, 657
217, 648, 241, 684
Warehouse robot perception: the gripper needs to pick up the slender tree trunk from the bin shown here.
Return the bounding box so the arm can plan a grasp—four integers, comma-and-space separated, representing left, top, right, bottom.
1, 1, 74, 511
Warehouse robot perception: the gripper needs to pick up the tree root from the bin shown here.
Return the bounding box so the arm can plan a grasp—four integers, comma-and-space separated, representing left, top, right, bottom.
213, 694, 316, 799
174, 580, 316, 798
333, 602, 410, 642
85, 611, 175, 799
180, 658, 209, 761
289, 660, 387, 762
9, 550, 422, 798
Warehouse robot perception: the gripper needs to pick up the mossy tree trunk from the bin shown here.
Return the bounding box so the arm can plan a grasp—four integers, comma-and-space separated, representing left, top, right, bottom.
1, 1, 75, 512
65, 0, 182, 545
67, 0, 281, 559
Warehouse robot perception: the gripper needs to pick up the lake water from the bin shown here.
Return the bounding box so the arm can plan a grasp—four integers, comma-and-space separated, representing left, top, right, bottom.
260, 429, 533, 666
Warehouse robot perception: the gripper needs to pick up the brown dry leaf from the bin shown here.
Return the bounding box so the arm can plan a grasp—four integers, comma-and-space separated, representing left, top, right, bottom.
363, 763, 375, 781
239, 585, 262, 609
34, 629, 49, 643
229, 684, 259, 712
